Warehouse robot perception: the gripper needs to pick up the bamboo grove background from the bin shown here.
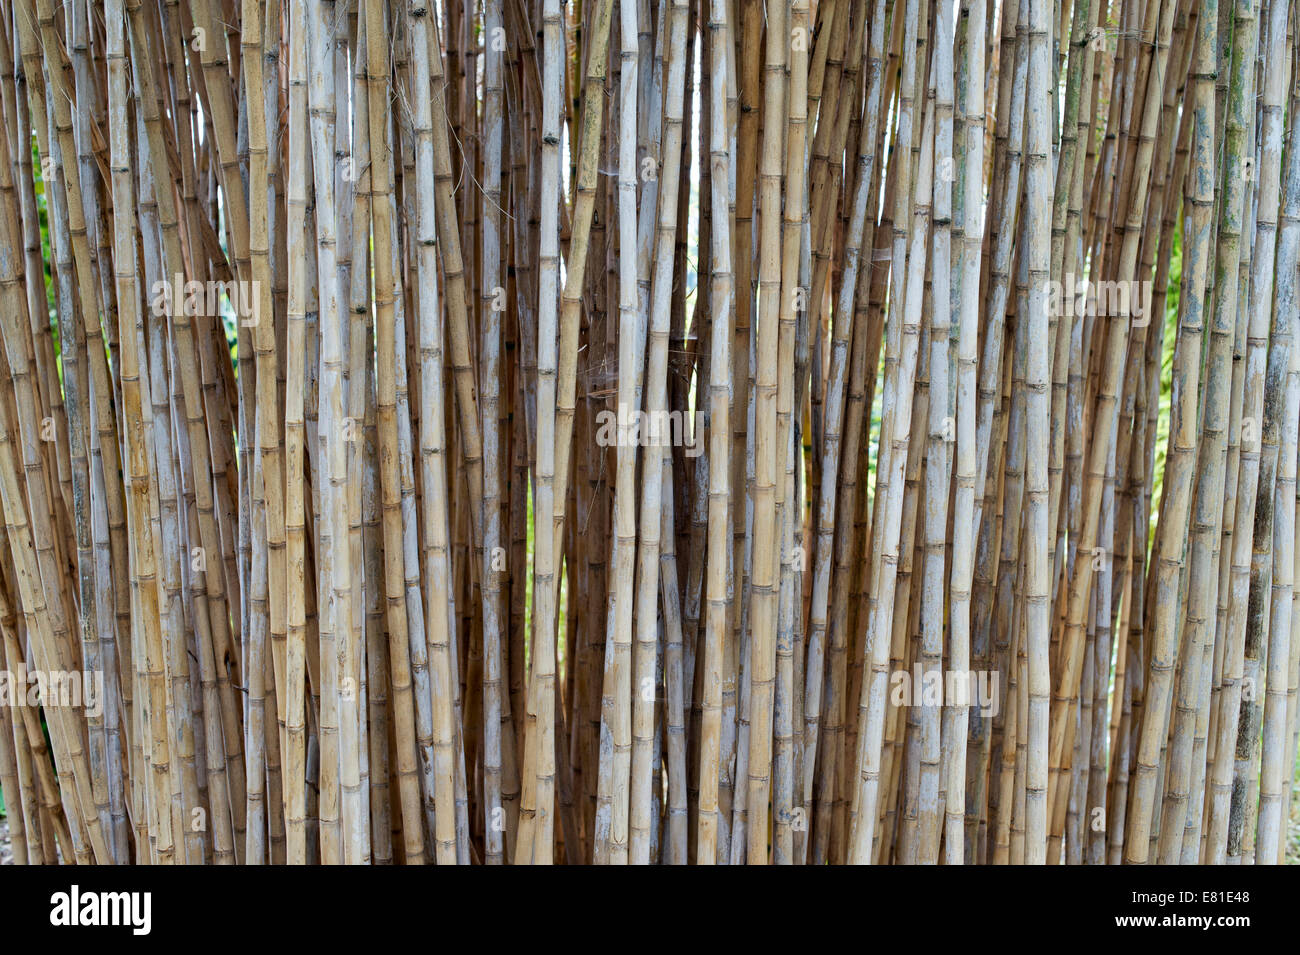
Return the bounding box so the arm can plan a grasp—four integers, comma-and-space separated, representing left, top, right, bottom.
0, 0, 1297, 866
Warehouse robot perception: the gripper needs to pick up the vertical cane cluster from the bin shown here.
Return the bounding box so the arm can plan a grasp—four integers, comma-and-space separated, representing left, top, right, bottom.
0, 0, 1296, 865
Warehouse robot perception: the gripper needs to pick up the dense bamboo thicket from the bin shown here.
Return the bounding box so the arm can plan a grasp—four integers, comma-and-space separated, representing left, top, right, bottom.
0, 0, 1297, 866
